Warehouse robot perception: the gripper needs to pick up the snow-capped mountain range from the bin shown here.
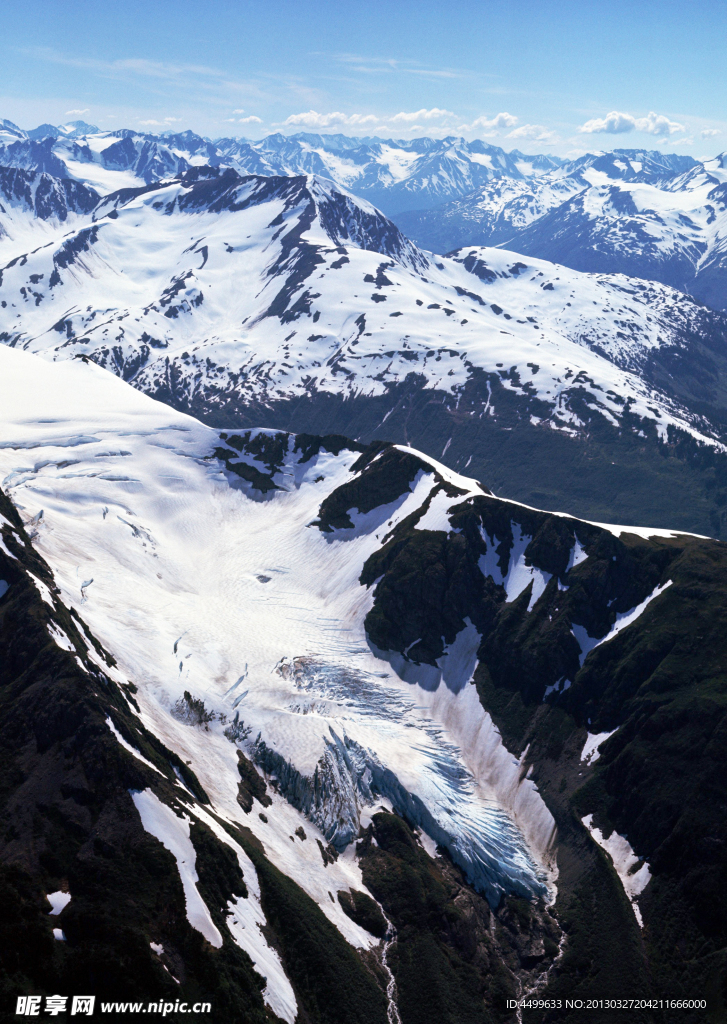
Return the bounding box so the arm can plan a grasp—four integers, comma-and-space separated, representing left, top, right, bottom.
0, 163, 723, 442
0, 117, 572, 213
4, 159, 727, 533
2, 116, 724, 312
397, 151, 727, 312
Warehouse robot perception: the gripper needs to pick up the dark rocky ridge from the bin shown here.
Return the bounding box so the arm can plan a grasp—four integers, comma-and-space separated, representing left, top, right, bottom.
0, 166, 99, 224
339, 440, 727, 1021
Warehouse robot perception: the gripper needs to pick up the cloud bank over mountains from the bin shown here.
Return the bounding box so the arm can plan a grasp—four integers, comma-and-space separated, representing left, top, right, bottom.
578, 110, 686, 137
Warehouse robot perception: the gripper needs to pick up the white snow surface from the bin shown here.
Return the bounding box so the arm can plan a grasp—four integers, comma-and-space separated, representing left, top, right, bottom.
28, 572, 54, 607
572, 580, 673, 666
477, 522, 552, 612
47, 620, 75, 652
580, 730, 618, 766
106, 717, 165, 776
131, 788, 223, 948
582, 814, 651, 927
47, 890, 71, 915
180, 797, 298, 1023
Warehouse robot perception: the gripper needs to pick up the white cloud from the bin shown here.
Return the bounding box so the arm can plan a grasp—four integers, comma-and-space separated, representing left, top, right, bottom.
636, 111, 685, 135
702, 127, 721, 138
283, 110, 379, 128
452, 112, 518, 134
138, 117, 181, 127
65, 108, 90, 116
282, 107, 456, 130
389, 107, 455, 123
578, 110, 634, 134
470, 111, 518, 130
232, 108, 245, 114
507, 124, 559, 144
579, 110, 685, 136
332, 53, 467, 80
238, 115, 262, 124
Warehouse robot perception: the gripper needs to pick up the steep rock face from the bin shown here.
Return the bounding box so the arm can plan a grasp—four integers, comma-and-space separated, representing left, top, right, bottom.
0, 166, 98, 227
0, 138, 70, 178
357, 811, 562, 1024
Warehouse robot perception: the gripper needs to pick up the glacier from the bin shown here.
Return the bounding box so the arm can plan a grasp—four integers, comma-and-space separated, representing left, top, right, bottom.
0, 344, 558, 916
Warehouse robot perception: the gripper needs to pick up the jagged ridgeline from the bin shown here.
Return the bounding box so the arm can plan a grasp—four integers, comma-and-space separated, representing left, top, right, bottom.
1, 338, 725, 1024
5, 162, 727, 537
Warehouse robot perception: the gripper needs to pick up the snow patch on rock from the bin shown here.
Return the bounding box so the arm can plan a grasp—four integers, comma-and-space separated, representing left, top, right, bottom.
580, 729, 618, 765
131, 788, 223, 948
582, 814, 651, 927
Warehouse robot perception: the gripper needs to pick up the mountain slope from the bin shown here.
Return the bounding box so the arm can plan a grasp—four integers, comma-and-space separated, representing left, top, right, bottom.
3, 167, 727, 535
0, 346, 725, 1020
501, 165, 727, 313
396, 153, 727, 313
0, 166, 99, 253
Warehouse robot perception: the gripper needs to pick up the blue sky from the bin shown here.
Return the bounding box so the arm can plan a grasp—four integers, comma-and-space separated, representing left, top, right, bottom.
2, 0, 725, 156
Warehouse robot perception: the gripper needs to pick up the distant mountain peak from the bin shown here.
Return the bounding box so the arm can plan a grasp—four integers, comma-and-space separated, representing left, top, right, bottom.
57, 119, 100, 137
